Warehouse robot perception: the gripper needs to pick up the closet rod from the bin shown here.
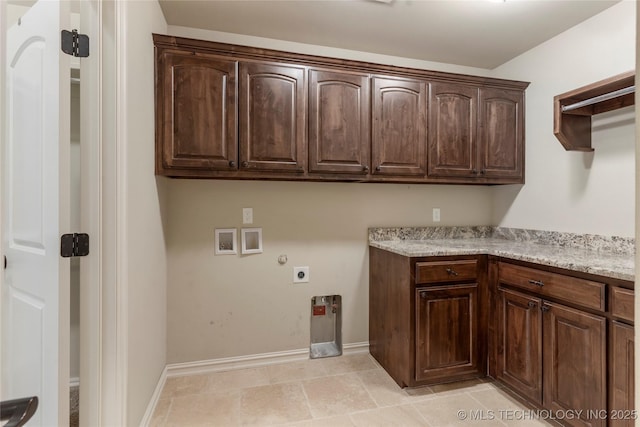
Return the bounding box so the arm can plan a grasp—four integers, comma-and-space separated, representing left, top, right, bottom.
561, 85, 635, 112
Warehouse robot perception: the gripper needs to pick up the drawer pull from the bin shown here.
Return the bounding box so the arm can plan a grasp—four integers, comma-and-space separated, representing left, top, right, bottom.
446, 268, 459, 276
528, 301, 537, 308
528, 279, 544, 287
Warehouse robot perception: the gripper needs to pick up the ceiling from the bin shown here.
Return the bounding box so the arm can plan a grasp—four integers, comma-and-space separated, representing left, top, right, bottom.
158, 0, 620, 69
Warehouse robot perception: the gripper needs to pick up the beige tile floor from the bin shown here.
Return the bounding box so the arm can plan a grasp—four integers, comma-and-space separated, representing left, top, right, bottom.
150, 353, 552, 427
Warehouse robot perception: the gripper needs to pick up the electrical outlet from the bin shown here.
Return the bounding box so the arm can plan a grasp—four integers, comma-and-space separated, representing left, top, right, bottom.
293, 266, 310, 283
243, 207, 253, 224
433, 208, 441, 222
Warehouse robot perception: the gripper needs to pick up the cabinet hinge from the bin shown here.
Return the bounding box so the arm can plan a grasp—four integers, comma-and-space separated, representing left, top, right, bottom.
60, 233, 90, 258
61, 29, 89, 58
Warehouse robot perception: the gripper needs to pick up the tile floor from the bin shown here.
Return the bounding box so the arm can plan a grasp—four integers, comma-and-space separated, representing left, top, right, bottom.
150, 353, 552, 426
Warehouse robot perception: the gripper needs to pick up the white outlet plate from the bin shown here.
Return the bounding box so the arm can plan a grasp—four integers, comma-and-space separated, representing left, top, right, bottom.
293, 266, 310, 283
243, 207, 253, 224
433, 208, 441, 222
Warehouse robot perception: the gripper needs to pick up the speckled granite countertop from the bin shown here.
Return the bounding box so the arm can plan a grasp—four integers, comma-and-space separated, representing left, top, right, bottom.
369, 227, 635, 282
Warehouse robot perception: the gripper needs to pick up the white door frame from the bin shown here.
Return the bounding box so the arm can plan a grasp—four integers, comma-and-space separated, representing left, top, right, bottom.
78, 0, 127, 425
0, 1, 126, 425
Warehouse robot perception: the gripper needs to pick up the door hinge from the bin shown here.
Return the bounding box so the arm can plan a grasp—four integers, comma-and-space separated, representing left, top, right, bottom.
61, 29, 89, 58
60, 233, 90, 258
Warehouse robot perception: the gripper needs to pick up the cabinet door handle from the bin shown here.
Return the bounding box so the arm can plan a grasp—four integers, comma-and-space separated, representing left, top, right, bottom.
229, 160, 235, 167
480, 169, 486, 175
528, 301, 537, 308
541, 305, 550, 313
375, 166, 381, 172
528, 279, 544, 287
446, 268, 458, 276
472, 169, 478, 175
362, 165, 369, 173
419, 291, 427, 299
241, 161, 249, 168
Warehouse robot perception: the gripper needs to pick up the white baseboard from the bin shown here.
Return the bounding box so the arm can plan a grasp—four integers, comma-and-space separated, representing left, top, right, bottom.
139, 341, 370, 426
166, 341, 370, 378
139, 366, 168, 427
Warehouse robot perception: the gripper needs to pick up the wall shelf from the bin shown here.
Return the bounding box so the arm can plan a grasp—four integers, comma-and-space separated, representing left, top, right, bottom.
553, 71, 635, 151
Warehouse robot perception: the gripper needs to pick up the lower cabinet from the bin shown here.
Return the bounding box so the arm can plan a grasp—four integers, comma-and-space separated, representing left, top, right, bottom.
499, 288, 607, 427
368, 249, 485, 388
610, 321, 635, 427
542, 301, 606, 427
497, 288, 542, 405
416, 284, 479, 383
496, 261, 630, 427
371, 250, 635, 427
610, 284, 635, 427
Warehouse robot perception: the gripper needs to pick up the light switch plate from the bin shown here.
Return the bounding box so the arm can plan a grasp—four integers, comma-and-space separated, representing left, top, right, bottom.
243, 207, 253, 224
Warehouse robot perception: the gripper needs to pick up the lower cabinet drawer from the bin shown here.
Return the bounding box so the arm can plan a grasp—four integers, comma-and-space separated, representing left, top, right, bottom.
610, 287, 634, 323
415, 260, 477, 284
498, 262, 605, 312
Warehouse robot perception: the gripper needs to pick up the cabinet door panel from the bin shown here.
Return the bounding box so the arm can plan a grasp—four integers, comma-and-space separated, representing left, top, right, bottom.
309, 69, 370, 174
479, 88, 524, 181
543, 302, 606, 427
428, 83, 477, 178
158, 51, 237, 171
239, 62, 305, 172
610, 321, 635, 427
416, 284, 478, 382
497, 289, 542, 405
372, 77, 427, 176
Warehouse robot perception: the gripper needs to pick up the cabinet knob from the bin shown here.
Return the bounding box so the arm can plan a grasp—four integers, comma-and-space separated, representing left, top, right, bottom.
480, 169, 486, 175
241, 161, 249, 168
528, 301, 537, 308
420, 291, 427, 299
229, 160, 235, 167
446, 268, 458, 276
375, 166, 381, 172
541, 305, 550, 313
363, 165, 369, 173
472, 169, 479, 175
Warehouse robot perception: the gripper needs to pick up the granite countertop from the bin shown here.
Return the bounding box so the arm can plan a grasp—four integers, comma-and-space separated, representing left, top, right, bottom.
369, 227, 635, 282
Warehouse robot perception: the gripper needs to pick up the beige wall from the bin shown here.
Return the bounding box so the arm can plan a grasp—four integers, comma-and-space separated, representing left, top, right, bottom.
164, 26, 497, 364
491, 1, 636, 237
121, 1, 168, 425
166, 180, 493, 363
163, 3, 636, 365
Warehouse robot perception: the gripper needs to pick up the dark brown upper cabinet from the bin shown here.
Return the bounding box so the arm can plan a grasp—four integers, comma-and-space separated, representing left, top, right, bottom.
428, 83, 478, 178
372, 76, 428, 177
428, 85, 524, 183
478, 88, 524, 182
153, 34, 529, 183
155, 49, 238, 174
308, 69, 370, 175
239, 62, 306, 173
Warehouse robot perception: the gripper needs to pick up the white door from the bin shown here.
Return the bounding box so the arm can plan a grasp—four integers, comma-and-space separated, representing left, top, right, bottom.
2, 0, 71, 425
